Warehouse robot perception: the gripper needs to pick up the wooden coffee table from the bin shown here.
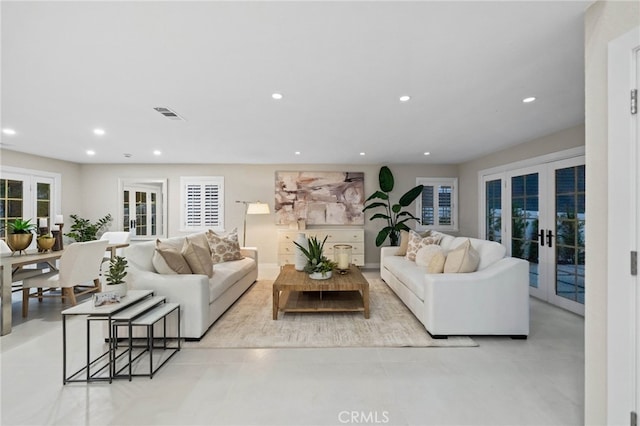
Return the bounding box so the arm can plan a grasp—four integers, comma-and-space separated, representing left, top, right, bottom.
272, 264, 370, 320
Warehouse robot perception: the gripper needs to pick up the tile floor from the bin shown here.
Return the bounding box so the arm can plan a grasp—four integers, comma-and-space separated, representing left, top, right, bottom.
1, 271, 584, 426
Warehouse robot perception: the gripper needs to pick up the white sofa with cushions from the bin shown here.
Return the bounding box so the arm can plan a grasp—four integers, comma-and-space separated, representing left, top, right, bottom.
123, 231, 257, 339
380, 231, 529, 338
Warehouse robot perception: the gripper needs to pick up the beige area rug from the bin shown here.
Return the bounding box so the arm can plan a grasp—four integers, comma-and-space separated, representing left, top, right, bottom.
184, 278, 477, 348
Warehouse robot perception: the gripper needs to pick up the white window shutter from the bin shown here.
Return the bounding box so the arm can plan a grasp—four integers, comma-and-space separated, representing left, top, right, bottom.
181, 177, 224, 231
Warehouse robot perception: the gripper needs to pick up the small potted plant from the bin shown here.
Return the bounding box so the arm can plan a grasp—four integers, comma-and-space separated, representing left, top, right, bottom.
6, 218, 36, 254
293, 235, 337, 280
36, 232, 56, 252
105, 255, 128, 297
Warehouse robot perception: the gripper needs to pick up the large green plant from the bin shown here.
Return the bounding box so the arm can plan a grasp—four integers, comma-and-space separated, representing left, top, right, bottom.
65, 214, 113, 242
363, 166, 424, 247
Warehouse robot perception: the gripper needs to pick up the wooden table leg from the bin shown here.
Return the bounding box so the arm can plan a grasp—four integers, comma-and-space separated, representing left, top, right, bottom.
272, 286, 279, 320
362, 285, 370, 319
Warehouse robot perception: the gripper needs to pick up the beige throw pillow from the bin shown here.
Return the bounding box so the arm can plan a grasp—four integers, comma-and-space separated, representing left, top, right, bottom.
405, 230, 441, 261
443, 239, 480, 273
152, 250, 177, 274
206, 229, 244, 264
155, 239, 193, 274
427, 251, 446, 273
181, 238, 214, 278
415, 245, 443, 267
396, 230, 431, 256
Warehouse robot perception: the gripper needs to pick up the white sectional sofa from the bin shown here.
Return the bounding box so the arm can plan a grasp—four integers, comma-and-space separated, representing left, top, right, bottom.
380, 233, 529, 338
124, 234, 257, 339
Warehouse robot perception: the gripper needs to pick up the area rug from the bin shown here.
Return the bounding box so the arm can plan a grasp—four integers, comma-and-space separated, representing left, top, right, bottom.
184, 278, 477, 348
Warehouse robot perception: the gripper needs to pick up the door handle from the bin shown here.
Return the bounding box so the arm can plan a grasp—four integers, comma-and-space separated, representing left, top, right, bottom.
539, 229, 545, 246
547, 230, 554, 248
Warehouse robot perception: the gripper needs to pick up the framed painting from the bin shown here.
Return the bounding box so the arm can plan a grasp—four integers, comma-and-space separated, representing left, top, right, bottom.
275, 171, 365, 225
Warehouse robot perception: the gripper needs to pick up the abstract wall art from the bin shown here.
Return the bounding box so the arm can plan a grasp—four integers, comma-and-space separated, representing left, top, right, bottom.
274, 171, 365, 225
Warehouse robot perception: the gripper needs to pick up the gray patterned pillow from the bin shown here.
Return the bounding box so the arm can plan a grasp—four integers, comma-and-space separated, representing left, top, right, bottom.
206, 229, 244, 264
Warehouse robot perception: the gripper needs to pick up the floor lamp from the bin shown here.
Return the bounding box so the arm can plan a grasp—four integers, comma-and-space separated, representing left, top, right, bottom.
236, 201, 270, 246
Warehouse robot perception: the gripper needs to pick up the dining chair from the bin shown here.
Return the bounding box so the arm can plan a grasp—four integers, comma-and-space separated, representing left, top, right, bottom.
21, 240, 109, 317
99, 231, 131, 261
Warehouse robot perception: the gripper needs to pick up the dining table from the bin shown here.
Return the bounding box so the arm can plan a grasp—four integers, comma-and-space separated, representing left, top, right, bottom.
0, 242, 129, 336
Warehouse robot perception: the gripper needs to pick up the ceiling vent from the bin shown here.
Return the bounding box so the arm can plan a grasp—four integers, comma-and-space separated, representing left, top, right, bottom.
153, 107, 185, 121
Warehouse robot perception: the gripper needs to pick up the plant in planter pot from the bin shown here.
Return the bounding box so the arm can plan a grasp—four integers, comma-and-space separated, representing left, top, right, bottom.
293, 235, 337, 280
105, 255, 128, 297
6, 218, 37, 254
363, 166, 424, 247
65, 214, 113, 242
36, 232, 56, 252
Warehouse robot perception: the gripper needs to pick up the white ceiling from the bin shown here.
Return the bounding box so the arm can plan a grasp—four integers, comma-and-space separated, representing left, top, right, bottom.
1, 1, 589, 165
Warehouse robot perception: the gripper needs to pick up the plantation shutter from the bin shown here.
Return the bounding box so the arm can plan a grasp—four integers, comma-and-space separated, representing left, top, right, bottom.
181, 177, 224, 231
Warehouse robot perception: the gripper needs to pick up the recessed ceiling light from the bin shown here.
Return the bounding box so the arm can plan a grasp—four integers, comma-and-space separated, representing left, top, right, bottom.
2, 128, 16, 135
93, 128, 105, 136
294, 151, 301, 155
272, 93, 283, 100
399, 95, 411, 102
360, 152, 366, 156
522, 97, 536, 103
86, 150, 96, 156
153, 150, 162, 156
424, 152, 431, 156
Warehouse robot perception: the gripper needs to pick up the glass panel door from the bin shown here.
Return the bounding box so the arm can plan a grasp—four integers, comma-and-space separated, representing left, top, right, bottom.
122, 185, 163, 239
485, 179, 502, 243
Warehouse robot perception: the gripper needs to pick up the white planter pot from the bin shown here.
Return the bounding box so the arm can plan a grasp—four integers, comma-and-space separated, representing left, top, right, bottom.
309, 271, 332, 280
107, 282, 128, 297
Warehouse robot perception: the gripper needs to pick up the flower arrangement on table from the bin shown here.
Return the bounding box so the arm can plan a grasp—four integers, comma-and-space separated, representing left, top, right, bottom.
293, 235, 337, 279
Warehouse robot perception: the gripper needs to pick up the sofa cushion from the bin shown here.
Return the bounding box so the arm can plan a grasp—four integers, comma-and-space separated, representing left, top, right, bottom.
152, 250, 177, 274
208, 257, 256, 302
432, 231, 456, 250
155, 243, 192, 274
206, 229, 244, 264
182, 238, 214, 278
444, 239, 480, 273
383, 255, 427, 301
406, 230, 441, 261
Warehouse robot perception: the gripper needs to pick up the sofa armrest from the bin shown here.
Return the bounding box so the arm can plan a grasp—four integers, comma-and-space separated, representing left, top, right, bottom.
240, 247, 258, 263
127, 264, 210, 338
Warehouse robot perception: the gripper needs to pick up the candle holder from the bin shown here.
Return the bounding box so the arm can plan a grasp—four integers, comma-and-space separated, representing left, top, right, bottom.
52, 223, 64, 251
334, 244, 352, 274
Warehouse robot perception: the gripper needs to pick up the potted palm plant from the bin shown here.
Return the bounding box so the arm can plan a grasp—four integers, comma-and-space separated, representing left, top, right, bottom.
293, 235, 337, 279
105, 255, 128, 297
363, 166, 424, 247
6, 218, 36, 254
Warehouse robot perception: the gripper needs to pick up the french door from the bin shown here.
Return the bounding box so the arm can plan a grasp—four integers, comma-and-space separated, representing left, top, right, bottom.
122, 185, 163, 239
482, 155, 585, 315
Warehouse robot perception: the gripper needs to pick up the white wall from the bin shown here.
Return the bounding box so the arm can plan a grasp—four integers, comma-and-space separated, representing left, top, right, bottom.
457, 124, 585, 237
64, 162, 456, 266
584, 1, 640, 424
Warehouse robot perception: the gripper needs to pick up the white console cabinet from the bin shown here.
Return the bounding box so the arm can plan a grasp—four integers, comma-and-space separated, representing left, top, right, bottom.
277, 228, 365, 267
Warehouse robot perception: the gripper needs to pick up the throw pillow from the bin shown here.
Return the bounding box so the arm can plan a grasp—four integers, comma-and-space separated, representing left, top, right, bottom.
182, 237, 214, 278
155, 239, 193, 274
415, 245, 444, 268
427, 251, 446, 273
152, 250, 177, 274
395, 229, 431, 256
443, 239, 480, 273
206, 229, 244, 264
405, 230, 441, 261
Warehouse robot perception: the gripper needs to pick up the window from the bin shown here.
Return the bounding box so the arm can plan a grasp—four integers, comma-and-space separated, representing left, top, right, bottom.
0, 167, 61, 241
415, 177, 458, 232
180, 176, 224, 232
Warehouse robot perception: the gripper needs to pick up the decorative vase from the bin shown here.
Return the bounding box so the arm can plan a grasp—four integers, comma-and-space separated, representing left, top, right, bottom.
334, 244, 352, 274
309, 271, 332, 280
108, 283, 128, 297
7, 233, 33, 254
294, 233, 308, 271
37, 236, 56, 252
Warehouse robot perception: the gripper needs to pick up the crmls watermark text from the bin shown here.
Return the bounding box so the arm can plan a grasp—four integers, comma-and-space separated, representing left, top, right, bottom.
338, 410, 390, 424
